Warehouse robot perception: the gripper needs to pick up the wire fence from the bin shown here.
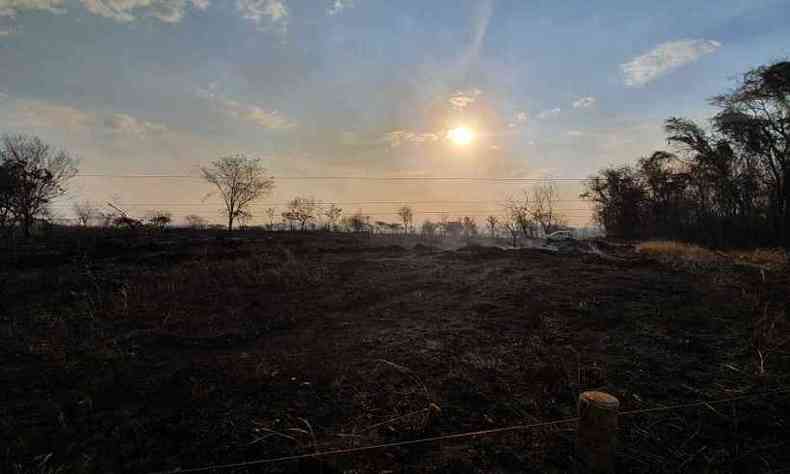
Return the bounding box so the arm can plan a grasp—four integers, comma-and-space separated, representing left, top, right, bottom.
149, 386, 790, 474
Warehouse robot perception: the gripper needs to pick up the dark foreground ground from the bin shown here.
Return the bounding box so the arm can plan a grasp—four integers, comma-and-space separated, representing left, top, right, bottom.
2, 230, 789, 473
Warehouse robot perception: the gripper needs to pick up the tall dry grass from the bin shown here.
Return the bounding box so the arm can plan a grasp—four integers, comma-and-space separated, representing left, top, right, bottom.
636, 241, 787, 269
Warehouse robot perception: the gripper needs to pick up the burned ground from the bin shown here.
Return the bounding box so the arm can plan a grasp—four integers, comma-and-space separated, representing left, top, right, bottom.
2, 231, 789, 473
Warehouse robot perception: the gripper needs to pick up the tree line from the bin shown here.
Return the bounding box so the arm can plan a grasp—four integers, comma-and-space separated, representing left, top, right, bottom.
583, 60, 790, 248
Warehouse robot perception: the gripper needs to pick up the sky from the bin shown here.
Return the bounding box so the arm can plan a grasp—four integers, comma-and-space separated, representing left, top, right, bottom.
1, 0, 789, 226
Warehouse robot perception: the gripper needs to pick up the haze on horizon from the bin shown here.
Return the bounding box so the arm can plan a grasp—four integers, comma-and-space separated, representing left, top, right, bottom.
1, 0, 788, 226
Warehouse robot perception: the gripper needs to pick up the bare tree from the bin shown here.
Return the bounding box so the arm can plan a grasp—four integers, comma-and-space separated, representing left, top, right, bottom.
486, 215, 498, 238
146, 210, 172, 230
504, 192, 535, 239
0, 134, 78, 238
462, 216, 477, 238
264, 207, 277, 230
200, 154, 274, 231
282, 196, 317, 231
345, 211, 368, 232
324, 203, 343, 231
185, 214, 207, 229
397, 205, 414, 233
502, 221, 519, 247
73, 200, 98, 226
529, 183, 567, 235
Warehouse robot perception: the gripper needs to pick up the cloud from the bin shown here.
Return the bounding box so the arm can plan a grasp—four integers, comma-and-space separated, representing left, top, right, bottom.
621, 39, 721, 87
10, 99, 97, 129
0, 0, 64, 17
79, 0, 209, 23
328, 0, 353, 15
572, 96, 596, 108
237, 0, 287, 31
223, 99, 296, 130
536, 108, 561, 119
384, 130, 440, 147
448, 88, 482, 110
104, 113, 168, 135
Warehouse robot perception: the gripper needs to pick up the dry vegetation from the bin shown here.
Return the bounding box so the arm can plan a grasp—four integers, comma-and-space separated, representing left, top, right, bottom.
2, 230, 789, 473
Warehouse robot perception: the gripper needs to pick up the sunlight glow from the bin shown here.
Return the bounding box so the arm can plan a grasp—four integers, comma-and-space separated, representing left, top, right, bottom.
447, 127, 475, 146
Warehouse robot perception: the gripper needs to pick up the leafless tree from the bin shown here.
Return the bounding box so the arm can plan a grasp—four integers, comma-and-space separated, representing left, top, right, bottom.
344, 211, 368, 232
502, 221, 519, 247
282, 196, 317, 231
264, 207, 277, 230
200, 154, 274, 231
504, 192, 535, 239
73, 200, 98, 226
146, 210, 172, 230
0, 134, 78, 238
397, 205, 414, 233
529, 183, 567, 235
185, 214, 207, 229
462, 216, 477, 238
324, 203, 343, 231
486, 215, 498, 238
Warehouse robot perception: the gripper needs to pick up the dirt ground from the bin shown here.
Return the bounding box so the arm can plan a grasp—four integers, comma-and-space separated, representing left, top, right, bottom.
2, 230, 789, 473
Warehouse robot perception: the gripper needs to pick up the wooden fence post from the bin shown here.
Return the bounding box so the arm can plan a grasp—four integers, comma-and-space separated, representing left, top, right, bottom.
575, 391, 620, 473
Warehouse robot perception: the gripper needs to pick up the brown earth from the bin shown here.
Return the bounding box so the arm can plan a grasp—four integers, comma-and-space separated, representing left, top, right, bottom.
2, 230, 789, 473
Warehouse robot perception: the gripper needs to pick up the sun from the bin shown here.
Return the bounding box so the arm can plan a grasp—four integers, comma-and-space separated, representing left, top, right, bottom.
447, 127, 475, 146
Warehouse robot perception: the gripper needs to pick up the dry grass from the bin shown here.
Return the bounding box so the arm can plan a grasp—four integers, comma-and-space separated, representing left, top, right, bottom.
636, 241, 719, 260
636, 240, 788, 270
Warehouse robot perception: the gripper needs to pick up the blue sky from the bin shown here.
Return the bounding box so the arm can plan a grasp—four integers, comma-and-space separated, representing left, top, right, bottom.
1, 0, 788, 225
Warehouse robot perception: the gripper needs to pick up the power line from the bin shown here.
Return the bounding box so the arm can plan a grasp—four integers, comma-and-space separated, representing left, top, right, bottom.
75, 174, 591, 182
55, 200, 592, 206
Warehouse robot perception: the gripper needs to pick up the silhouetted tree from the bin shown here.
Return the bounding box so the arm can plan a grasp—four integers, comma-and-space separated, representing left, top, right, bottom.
0, 134, 78, 238
462, 216, 477, 238
282, 196, 317, 231
397, 205, 414, 233
146, 210, 172, 230
201, 154, 274, 231
185, 214, 207, 229
486, 215, 498, 238
710, 61, 790, 246
324, 203, 343, 231
73, 200, 98, 226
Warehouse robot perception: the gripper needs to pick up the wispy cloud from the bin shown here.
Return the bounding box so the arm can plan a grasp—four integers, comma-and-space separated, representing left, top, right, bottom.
10, 99, 96, 129
448, 88, 482, 110
223, 99, 296, 130
384, 130, 440, 147
508, 111, 528, 128
79, 0, 209, 23
572, 96, 596, 108
237, 0, 287, 32
328, 0, 354, 15
621, 39, 721, 87
536, 107, 561, 119
0, 0, 65, 17
105, 113, 168, 135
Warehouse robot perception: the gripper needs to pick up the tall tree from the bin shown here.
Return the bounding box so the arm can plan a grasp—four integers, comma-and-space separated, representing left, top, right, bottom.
200, 155, 274, 231
0, 134, 78, 238
710, 61, 790, 246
